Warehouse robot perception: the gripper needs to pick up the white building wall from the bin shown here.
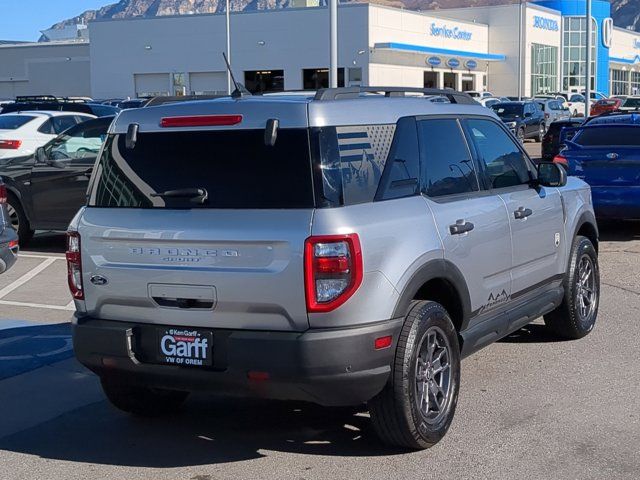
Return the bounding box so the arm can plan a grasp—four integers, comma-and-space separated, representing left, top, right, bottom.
0, 43, 90, 99
89, 6, 370, 99
610, 27, 640, 60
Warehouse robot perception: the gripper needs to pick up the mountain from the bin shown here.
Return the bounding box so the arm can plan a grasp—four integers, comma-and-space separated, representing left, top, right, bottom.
47, 0, 640, 33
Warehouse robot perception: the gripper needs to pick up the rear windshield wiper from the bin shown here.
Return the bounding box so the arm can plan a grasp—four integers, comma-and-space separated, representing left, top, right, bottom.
150, 187, 208, 204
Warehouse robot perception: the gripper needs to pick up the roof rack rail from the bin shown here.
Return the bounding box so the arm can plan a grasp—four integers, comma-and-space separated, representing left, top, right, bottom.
14, 95, 88, 104
313, 87, 477, 105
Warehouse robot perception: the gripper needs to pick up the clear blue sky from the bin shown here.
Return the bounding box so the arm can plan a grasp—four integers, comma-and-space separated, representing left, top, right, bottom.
0, 0, 110, 41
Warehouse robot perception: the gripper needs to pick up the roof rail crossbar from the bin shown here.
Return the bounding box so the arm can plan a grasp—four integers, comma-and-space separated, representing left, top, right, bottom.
314, 86, 477, 104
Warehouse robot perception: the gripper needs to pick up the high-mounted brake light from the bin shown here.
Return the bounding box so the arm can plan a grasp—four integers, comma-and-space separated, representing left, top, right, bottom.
304, 234, 363, 313
0, 140, 22, 149
0, 184, 6, 204
160, 115, 243, 128
66, 231, 84, 300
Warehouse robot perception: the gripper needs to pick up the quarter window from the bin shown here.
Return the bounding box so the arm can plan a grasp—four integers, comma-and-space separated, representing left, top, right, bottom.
466, 119, 531, 189
418, 118, 479, 198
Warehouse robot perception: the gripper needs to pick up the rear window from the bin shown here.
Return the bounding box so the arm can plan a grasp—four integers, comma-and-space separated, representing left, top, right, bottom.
491, 104, 523, 116
0, 115, 35, 130
574, 126, 640, 146
88, 129, 315, 209
623, 98, 640, 109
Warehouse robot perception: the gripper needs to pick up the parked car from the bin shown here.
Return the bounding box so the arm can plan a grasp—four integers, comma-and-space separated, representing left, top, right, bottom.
424, 95, 451, 103
618, 96, 640, 112
478, 97, 502, 108
70, 86, 599, 451
491, 101, 546, 142
566, 94, 586, 117
589, 98, 623, 116
541, 118, 584, 160
0, 181, 18, 274
554, 113, 640, 219
1, 116, 113, 243
535, 98, 572, 128
465, 91, 494, 99
0, 111, 95, 161
118, 99, 148, 109
1, 97, 115, 117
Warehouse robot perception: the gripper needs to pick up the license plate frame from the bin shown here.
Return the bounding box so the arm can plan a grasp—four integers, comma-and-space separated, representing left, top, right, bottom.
156, 327, 213, 367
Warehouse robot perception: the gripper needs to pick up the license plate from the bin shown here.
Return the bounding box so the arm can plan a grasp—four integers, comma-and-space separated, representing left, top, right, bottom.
157, 328, 212, 367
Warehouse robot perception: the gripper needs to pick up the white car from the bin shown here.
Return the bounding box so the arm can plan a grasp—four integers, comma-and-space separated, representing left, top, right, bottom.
465, 90, 494, 99
0, 111, 95, 160
478, 97, 503, 108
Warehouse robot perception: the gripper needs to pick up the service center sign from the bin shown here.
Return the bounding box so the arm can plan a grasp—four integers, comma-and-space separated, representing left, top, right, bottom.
430, 23, 472, 41
533, 15, 559, 32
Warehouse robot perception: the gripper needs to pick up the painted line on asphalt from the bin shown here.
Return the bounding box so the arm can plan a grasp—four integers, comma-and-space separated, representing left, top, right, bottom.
19, 254, 65, 260
0, 300, 76, 311
0, 257, 58, 299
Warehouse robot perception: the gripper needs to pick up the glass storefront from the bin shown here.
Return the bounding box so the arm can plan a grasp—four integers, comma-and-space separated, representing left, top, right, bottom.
531, 44, 558, 95
562, 17, 597, 91
631, 71, 640, 95
611, 69, 630, 96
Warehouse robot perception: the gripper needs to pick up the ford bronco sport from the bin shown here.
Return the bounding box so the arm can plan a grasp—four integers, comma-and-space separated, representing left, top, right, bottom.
71, 87, 600, 449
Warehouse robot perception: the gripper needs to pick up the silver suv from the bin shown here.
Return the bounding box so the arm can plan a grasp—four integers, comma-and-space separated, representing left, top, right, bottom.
71, 87, 600, 450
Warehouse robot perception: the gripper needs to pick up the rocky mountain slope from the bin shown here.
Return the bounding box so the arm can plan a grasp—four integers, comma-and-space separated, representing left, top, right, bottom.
49, 0, 640, 32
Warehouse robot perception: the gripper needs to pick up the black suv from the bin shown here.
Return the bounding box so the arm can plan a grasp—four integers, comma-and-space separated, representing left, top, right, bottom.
1, 116, 113, 244
1, 96, 119, 117
491, 101, 546, 143
541, 118, 584, 160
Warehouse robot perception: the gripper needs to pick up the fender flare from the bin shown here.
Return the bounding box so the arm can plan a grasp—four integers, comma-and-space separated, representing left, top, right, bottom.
391, 258, 472, 331
572, 210, 599, 249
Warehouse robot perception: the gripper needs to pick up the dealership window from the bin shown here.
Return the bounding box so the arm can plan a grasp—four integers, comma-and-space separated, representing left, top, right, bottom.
424, 71, 438, 88
443, 72, 457, 89
562, 17, 597, 90
611, 69, 630, 96
172, 73, 186, 96
302, 68, 345, 89
531, 44, 558, 95
461, 74, 474, 91
348, 68, 362, 86
244, 70, 285, 94
631, 71, 640, 95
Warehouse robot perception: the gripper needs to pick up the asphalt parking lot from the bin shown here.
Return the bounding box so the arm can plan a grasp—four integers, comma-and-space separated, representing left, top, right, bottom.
1, 142, 639, 480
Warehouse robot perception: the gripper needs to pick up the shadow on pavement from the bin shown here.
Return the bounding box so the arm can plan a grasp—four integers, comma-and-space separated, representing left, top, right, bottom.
499, 323, 564, 344
598, 221, 640, 242
23, 232, 66, 254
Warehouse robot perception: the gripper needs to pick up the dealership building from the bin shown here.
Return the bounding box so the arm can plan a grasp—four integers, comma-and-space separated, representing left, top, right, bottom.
2, 0, 640, 99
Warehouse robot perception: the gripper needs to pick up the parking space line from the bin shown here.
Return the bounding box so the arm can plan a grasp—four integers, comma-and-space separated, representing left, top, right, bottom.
0, 258, 58, 299
19, 254, 65, 260
0, 300, 75, 311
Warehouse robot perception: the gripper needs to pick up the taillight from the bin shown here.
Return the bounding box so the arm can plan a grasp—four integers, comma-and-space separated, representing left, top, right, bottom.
160, 115, 242, 128
66, 231, 84, 300
0, 184, 6, 204
553, 154, 568, 166
304, 234, 363, 313
0, 140, 21, 149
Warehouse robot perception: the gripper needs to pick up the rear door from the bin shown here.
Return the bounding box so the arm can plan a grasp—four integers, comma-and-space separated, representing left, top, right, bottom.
81, 126, 314, 332
464, 117, 565, 297
418, 117, 512, 325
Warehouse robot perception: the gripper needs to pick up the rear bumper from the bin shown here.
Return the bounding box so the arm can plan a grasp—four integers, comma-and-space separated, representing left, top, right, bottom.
591, 187, 640, 219
0, 229, 18, 274
73, 315, 403, 407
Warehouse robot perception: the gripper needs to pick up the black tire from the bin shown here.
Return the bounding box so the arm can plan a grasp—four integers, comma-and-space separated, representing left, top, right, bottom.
369, 300, 460, 450
535, 123, 545, 142
517, 127, 525, 144
101, 377, 189, 417
6, 193, 34, 246
544, 236, 600, 339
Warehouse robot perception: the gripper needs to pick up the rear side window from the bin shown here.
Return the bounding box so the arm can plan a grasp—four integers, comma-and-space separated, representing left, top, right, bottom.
574, 126, 640, 146
466, 119, 531, 189
418, 119, 479, 197
88, 129, 315, 209
0, 115, 35, 129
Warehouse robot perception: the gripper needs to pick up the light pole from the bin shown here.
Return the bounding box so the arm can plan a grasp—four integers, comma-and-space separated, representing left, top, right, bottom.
585, 0, 592, 116
329, 0, 338, 88
517, 0, 523, 100
226, 0, 232, 95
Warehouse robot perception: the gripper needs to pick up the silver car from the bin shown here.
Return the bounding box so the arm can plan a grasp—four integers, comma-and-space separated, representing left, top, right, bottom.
0, 182, 18, 273
71, 87, 600, 450
535, 98, 572, 128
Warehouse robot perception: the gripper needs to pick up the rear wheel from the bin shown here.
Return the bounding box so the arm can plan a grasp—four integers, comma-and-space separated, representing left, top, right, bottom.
101, 377, 189, 416
6, 194, 33, 246
536, 123, 546, 142
369, 300, 460, 450
517, 127, 525, 144
544, 236, 599, 339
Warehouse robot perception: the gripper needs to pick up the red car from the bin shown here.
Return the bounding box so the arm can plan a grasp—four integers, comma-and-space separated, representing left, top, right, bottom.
590, 98, 622, 116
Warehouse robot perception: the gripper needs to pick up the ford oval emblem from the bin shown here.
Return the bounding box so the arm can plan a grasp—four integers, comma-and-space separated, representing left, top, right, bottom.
90, 275, 108, 286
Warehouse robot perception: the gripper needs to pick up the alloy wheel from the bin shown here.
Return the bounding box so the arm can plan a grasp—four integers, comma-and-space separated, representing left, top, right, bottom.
6, 203, 19, 232
415, 326, 453, 425
576, 254, 597, 322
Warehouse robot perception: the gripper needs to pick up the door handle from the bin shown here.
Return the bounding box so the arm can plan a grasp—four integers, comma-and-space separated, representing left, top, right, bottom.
449, 219, 474, 235
514, 207, 533, 219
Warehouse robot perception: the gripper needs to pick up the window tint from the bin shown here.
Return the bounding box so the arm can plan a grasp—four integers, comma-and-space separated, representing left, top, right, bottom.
89, 129, 314, 209
623, 98, 640, 108
0, 115, 35, 130
37, 119, 55, 134
574, 126, 640, 146
466, 119, 531, 189
52, 116, 80, 134
48, 118, 111, 165
375, 117, 420, 201
418, 119, 479, 197
492, 104, 524, 116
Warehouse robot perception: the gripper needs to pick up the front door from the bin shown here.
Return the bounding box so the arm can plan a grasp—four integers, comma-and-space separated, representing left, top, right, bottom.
418, 117, 512, 326
464, 117, 565, 298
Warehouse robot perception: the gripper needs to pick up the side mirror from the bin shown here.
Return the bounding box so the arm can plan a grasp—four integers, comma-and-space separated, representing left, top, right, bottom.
35, 147, 47, 164
536, 161, 567, 188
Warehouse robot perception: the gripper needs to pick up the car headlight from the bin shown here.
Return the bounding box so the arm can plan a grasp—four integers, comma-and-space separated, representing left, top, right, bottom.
506, 122, 517, 128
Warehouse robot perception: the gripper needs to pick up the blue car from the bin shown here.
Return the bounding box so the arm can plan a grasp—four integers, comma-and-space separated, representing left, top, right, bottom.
555, 113, 640, 219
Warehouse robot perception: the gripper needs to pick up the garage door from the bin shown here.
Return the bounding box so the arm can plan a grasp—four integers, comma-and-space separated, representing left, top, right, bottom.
134, 73, 170, 97
189, 72, 227, 95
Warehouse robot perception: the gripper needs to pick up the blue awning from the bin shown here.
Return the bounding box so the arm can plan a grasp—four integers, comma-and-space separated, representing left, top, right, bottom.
374, 42, 506, 61
610, 56, 640, 65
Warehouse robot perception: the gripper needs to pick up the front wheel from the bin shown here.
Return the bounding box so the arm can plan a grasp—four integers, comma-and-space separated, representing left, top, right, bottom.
6, 194, 34, 246
101, 377, 189, 416
544, 236, 600, 339
536, 123, 546, 142
369, 300, 460, 450
517, 127, 525, 144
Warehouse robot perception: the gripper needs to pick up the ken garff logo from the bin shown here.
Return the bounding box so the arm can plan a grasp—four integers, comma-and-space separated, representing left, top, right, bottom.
90, 275, 108, 286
